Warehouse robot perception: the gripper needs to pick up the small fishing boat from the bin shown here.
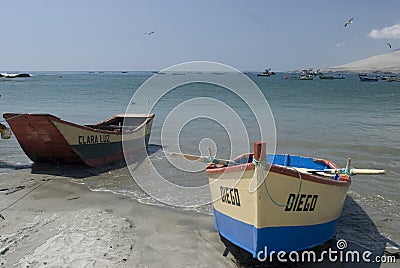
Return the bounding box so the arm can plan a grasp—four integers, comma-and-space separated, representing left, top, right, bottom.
333, 75, 345, 79
382, 75, 397, 81
257, 72, 269, 77
0, 73, 31, 78
387, 76, 400, 82
3, 113, 154, 167
299, 74, 313, 80
319, 74, 345, 79
282, 74, 298, 79
257, 69, 275, 77
171, 72, 185, 75
173, 142, 385, 258
359, 74, 378, 82
318, 74, 334, 79
301, 69, 321, 76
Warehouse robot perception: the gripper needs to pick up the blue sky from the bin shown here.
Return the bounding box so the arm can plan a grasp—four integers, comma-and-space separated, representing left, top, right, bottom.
1, 0, 399, 71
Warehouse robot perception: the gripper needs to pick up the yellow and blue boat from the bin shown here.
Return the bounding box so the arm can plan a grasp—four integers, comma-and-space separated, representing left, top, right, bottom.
206, 141, 352, 257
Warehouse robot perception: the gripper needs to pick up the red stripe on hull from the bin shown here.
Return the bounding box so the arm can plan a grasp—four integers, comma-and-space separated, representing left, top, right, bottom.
206, 153, 350, 187
4, 114, 82, 164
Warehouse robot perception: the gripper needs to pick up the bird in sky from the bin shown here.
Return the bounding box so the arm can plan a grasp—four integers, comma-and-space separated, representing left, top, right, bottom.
145, 31, 155, 36
386, 42, 392, 49
344, 18, 353, 27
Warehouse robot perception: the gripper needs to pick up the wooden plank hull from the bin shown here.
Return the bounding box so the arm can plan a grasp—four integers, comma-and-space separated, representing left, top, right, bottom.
3, 113, 154, 167
206, 153, 350, 257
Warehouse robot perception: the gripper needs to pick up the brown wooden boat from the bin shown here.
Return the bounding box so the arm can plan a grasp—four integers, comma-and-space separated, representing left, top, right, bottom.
3, 113, 154, 167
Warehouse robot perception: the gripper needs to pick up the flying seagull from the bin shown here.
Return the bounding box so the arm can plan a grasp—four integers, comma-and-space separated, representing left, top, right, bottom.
344, 18, 353, 27
145, 31, 155, 36
386, 42, 392, 49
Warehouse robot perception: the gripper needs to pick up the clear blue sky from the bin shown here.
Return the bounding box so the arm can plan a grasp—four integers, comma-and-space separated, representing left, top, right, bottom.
1, 0, 399, 71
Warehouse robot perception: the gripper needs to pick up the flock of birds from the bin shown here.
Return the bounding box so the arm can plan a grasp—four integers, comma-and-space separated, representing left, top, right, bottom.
143, 18, 394, 50
344, 17, 392, 50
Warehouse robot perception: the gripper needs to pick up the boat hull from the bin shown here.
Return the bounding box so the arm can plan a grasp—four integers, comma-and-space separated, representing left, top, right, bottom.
213, 208, 339, 255
206, 153, 350, 257
3, 113, 154, 167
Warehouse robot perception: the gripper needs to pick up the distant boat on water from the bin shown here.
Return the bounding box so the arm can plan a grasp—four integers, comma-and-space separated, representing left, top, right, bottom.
282, 74, 298, 79
358, 74, 378, 82
387, 76, 400, 82
257, 69, 275, 77
380, 74, 397, 80
301, 68, 321, 76
211, 72, 225, 75
318, 74, 345, 79
299, 74, 313, 80
0, 73, 31, 78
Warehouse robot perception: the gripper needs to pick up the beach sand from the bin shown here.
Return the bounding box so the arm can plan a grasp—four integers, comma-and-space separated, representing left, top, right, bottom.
0, 171, 236, 268
1, 168, 398, 267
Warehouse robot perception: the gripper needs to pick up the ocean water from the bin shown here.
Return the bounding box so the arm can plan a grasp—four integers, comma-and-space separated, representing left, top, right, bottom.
0, 72, 399, 253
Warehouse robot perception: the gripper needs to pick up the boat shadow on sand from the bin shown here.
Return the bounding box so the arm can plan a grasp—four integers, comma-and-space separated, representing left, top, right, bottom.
221, 196, 399, 268
29, 144, 162, 179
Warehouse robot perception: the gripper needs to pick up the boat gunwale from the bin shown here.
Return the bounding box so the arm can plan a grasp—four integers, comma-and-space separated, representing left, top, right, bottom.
4, 113, 155, 136
206, 153, 351, 187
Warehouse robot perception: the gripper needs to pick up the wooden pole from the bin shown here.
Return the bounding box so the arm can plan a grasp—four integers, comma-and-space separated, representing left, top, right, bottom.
345, 158, 351, 174
253, 141, 266, 162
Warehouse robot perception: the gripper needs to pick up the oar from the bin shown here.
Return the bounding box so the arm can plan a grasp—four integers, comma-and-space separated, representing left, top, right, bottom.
170, 152, 235, 166
304, 168, 386, 175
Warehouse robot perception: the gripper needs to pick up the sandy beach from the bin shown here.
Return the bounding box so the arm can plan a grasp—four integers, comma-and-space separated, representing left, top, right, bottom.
1, 165, 398, 268
0, 168, 236, 268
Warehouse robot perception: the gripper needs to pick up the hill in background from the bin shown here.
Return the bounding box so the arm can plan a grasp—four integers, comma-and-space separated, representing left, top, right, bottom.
325, 50, 400, 73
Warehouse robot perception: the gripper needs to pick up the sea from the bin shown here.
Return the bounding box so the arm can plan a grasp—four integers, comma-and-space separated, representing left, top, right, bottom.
0, 71, 399, 254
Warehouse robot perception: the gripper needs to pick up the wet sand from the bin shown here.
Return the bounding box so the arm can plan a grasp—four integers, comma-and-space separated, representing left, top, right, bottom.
1, 169, 398, 267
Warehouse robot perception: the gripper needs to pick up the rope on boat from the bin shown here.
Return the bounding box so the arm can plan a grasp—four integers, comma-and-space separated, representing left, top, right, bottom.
204, 156, 219, 164
253, 159, 303, 207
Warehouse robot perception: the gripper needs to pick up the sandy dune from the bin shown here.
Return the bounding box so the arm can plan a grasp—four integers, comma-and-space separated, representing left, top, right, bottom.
326, 50, 400, 73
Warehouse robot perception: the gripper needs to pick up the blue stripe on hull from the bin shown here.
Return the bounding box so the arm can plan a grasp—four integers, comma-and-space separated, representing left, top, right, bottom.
213, 208, 338, 258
